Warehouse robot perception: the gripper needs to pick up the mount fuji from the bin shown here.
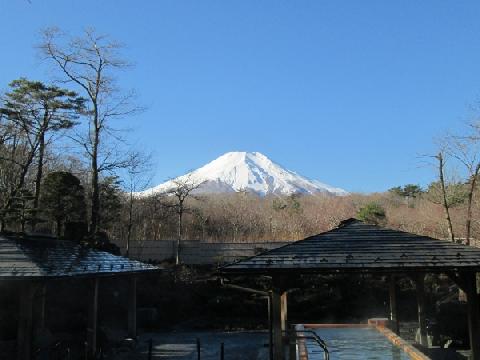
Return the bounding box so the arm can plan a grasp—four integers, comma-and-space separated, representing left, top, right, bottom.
139, 151, 348, 197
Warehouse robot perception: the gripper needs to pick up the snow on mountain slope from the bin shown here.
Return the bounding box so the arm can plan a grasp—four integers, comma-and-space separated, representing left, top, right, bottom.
138, 151, 348, 196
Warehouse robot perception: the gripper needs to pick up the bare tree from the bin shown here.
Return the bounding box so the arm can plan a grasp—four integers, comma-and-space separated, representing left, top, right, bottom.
435, 151, 455, 242
0, 108, 30, 230
166, 174, 205, 265
123, 151, 152, 257
40, 27, 139, 237
444, 123, 480, 245
145, 193, 172, 241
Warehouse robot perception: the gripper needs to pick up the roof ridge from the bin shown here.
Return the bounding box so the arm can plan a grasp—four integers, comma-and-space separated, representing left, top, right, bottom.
336, 218, 361, 228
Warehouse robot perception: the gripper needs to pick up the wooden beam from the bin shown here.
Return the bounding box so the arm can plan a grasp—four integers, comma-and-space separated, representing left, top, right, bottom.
128, 277, 137, 339
87, 278, 99, 359
446, 271, 467, 292
35, 283, 47, 330
462, 272, 480, 360
32, 282, 47, 346
280, 292, 288, 333
268, 293, 273, 360
389, 275, 400, 334
271, 275, 290, 359
271, 290, 284, 360
415, 273, 428, 347
17, 283, 35, 360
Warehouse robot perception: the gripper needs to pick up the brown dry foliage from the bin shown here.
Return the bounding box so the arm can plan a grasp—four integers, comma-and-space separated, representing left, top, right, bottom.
110, 190, 479, 245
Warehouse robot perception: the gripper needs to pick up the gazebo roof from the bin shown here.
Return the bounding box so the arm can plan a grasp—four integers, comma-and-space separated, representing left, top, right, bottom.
0, 233, 161, 279
221, 219, 480, 275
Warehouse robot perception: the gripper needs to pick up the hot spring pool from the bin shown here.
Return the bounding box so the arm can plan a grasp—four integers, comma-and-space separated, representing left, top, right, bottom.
306, 327, 411, 360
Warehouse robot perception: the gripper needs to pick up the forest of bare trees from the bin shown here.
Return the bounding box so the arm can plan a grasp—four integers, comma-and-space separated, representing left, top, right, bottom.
110, 186, 480, 247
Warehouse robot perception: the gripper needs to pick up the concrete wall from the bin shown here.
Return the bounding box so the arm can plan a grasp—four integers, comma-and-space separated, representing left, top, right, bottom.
125, 240, 291, 264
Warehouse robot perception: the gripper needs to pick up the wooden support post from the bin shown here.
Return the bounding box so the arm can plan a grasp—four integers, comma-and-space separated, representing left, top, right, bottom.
288, 324, 296, 360
272, 276, 291, 360
196, 337, 201, 360
415, 273, 428, 347
271, 290, 284, 360
389, 275, 399, 334
128, 277, 137, 339
32, 282, 47, 349
476, 273, 480, 295
148, 338, 153, 360
87, 278, 99, 359
38, 283, 46, 330
268, 294, 273, 360
17, 283, 35, 360
280, 292, 288, 333
463, 272, 480, 360
34, 283, 47, 331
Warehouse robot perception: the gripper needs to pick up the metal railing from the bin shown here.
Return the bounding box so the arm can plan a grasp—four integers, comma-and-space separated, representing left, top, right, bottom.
290, 329, 329, 360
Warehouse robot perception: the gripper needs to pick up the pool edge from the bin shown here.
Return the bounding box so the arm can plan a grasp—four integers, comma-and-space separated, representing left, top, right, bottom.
299, 323, 431, 360
375, 325, 430, 360
295, 324, 309, 360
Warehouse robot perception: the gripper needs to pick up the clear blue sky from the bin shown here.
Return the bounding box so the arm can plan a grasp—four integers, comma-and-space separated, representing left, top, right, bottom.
1, 1, 480, 193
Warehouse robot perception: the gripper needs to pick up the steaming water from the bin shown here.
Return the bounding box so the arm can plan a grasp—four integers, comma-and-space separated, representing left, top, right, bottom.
307, 328, 410, 360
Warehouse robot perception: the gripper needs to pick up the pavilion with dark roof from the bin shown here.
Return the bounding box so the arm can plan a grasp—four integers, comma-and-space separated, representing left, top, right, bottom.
0, 233, 161, 360
221, 218, 480, 360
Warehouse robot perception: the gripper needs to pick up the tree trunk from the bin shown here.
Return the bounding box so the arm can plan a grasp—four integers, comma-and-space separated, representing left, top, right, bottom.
20, 202, 26, 233
176, 204, 183, 265
437, 152, 455, 242
90, 106, 100, 237
126, 190, 133, 257
56, 217, 62, 237
32, 133, 46, 231
4, 146, 38, 227
465, 165, 480, 246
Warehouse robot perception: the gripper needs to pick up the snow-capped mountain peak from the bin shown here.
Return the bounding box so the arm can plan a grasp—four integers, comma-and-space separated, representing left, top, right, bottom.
139, 151, 348, 196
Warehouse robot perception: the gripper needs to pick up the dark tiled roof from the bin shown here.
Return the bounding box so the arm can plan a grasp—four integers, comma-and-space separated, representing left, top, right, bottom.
0, 234, 161, 279
221, 219, 480, 274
